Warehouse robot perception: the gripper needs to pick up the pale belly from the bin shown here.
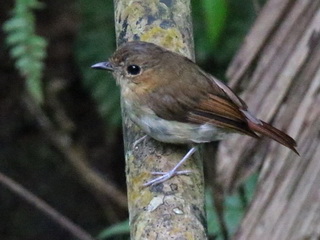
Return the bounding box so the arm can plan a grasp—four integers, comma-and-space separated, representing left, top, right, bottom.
125, 103, 228, 144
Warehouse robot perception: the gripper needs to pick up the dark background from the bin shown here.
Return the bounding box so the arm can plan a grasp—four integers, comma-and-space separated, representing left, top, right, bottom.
0, 0, 258, 239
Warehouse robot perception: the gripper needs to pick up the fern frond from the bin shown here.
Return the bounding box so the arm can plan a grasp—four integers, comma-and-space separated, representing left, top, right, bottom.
3, 0, 47, 104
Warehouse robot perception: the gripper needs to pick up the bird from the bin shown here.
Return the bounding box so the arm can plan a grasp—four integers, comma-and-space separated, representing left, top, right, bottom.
91, 41, 298, 186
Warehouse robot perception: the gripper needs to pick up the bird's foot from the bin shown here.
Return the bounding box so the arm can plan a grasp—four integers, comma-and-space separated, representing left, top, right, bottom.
143, 170, 193, 186
143, 146, 198, 186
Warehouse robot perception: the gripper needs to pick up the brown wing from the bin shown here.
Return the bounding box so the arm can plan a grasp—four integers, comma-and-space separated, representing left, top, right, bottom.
187, 93, 258, 137
145, 56, 297, 153
146, 60, 257, 137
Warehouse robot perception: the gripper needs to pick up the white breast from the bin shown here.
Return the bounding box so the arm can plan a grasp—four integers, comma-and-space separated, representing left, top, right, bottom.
123, 99, 227, 144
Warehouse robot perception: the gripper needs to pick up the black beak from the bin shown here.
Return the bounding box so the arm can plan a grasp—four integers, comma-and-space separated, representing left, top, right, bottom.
91, 62, 113, 71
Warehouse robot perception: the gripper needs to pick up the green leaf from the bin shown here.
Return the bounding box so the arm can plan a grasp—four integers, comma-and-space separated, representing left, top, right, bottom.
29, 36, 47, 48
97, 219, 129, 239
6, 31, 29, 45
202, 0, 228, 48
11, 45, 27, 57
3, 17, 28, 31
16, 56, 32, 70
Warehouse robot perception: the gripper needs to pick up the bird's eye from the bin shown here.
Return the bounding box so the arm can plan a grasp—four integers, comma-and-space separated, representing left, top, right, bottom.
127, 65, 141, 75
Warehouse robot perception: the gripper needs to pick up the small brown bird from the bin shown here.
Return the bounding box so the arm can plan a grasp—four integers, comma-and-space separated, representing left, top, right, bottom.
92, 41, 298, 186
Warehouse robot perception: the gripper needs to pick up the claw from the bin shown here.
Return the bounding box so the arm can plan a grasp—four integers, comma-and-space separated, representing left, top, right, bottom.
143, 146, 197, 186
133, 135, 148, 149
150, 170, 192, 175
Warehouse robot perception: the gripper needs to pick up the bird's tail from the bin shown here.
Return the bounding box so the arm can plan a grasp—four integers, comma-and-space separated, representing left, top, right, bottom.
247, 120, 299, 155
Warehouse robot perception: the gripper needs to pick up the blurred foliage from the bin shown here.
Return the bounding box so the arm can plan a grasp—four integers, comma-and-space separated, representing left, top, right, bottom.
206, 174, 258, 239
194, 0, 257, 79
199, 0, 228, 51
75, 0, 121, 132
3, 0, 47, 104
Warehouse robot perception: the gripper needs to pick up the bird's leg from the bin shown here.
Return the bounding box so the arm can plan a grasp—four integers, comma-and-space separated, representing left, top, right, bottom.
143, 146, 198, 186
133, 135, 148, 149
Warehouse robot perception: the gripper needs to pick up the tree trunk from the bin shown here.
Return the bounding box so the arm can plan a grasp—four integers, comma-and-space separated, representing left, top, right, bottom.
113, 1, 207, 239
216, 0, 320, 239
